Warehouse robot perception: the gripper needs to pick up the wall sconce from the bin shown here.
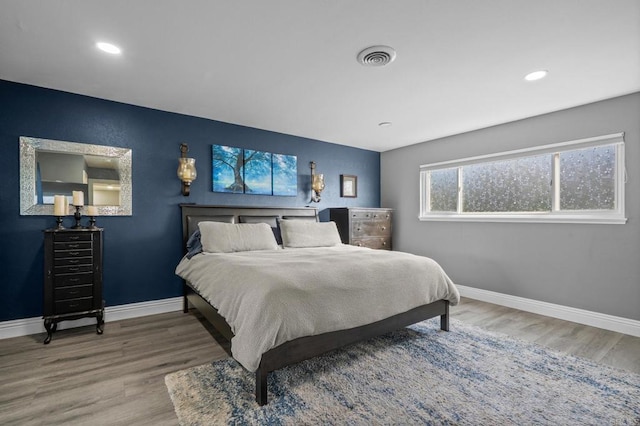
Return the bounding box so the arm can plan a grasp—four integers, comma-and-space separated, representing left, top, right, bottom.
177, 143, 197, 196
310, 161, 325, 203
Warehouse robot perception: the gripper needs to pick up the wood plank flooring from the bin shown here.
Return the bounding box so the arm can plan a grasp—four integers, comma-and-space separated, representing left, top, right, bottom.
452, 298, 640, 374
0, 297, 638, 425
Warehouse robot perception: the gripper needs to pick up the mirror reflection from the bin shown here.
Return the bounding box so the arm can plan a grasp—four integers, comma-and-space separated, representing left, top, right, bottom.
20, 137, 132, 216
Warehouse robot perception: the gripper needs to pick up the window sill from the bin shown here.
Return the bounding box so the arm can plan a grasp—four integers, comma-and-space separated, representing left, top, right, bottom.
418, 213, 627, 225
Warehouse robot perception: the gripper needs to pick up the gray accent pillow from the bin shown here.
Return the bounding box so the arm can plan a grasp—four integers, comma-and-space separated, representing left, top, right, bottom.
280, 220, 342, 248
200, 222, 279, 253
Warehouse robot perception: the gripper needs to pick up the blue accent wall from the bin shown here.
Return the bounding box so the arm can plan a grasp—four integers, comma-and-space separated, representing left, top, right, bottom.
0, 80, 380, 321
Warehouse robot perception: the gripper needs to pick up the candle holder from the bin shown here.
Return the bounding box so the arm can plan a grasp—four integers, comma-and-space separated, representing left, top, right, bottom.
72, 205, 83, 229
88, 216, 97, 229
55, 216, 65, 230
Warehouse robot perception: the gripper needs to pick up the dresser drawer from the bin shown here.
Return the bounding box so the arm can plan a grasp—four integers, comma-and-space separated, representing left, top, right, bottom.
54, 272, 93, 288
55, 297, 93, 315
54, 256, 93, 267
351, 220, 391, 237
349, 210, 392, 221
54, 248, 93, 259
351, 237, 391, 250
55, 264, 93, 275
54, 284, 93, 301
369, 211, 391, 221
54, 233, 92, 243
349, 210, 376, 220
54, 241, 92, 251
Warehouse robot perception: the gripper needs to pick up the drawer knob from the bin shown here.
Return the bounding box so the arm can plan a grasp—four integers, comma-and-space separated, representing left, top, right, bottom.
69, 251, 79, 256
381, 226, 386, 231
69, 236, 80, 241
356, 242, 362, 246
69, 278, 79, 283
382, 241, 387, 246
68, 260, 79, 264
68, 244, 80, 249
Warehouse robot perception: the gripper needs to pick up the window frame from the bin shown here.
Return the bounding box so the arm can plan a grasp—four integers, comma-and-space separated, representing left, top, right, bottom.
419, 133, 626, 224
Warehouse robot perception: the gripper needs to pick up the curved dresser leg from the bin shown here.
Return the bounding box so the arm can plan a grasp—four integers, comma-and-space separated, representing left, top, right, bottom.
96, 306, 105, 335
44, 318, 54, 344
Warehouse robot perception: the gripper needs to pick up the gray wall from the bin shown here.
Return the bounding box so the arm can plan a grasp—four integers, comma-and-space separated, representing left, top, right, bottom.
381, 93, 639, 321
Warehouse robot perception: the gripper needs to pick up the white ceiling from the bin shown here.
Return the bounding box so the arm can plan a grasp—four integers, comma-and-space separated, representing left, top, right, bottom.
1, 1, 639, 152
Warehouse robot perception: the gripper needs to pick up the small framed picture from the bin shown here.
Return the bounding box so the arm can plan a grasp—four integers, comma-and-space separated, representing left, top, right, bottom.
340, 175, 357, 198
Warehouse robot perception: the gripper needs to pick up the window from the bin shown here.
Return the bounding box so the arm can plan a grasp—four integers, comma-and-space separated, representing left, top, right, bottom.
419, 133, 626, 224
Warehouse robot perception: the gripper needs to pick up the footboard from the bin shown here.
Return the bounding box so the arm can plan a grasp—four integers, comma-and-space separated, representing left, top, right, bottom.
184, 282, 449, 406
255, 300, 450, 405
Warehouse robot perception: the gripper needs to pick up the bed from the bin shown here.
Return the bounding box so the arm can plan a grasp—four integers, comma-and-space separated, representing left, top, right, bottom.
177, 204, 460, 405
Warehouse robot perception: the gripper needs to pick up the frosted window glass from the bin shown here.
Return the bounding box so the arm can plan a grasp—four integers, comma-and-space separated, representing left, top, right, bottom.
462, 154, 551, 212
429, 168, 457, 211
560, 145, 615, 210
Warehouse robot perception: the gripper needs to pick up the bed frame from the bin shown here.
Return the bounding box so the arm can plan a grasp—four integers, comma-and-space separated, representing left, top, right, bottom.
180, 204, 450, 405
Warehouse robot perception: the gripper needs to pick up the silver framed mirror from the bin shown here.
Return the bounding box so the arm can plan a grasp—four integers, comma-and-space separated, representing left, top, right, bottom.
20, 136, 132, 215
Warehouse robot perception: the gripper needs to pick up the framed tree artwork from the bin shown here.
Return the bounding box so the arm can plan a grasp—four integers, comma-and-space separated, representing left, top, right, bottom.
212, 144, 297, 196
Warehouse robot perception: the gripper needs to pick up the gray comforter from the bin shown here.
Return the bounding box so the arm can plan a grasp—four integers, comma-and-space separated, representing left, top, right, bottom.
175, 245, 460, 372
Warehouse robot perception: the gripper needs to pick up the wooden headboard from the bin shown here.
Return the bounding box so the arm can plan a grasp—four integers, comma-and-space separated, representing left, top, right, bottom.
180, 204, 318, 246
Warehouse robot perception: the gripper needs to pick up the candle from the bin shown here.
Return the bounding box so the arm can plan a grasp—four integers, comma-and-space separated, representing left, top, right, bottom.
87, 205, 98, 216
72, 191, 84, 206
54, 195, 67, 216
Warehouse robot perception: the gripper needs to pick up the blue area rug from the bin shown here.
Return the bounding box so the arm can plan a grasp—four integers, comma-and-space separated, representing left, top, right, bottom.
165, 319, 640, 425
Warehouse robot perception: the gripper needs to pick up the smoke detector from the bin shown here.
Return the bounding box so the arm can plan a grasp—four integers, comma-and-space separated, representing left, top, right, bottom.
357, 45, 396, 67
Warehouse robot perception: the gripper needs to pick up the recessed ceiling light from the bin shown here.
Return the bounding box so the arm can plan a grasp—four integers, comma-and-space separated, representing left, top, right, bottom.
96, 42, 121, 55
378, 122, 392, 127
524, 70, 548, 81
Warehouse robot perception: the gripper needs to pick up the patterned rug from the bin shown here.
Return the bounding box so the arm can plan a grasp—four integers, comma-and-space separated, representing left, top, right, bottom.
165, 319, 640, 425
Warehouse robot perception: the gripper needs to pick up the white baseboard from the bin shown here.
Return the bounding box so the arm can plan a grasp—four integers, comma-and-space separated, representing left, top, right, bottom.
456, 285, 640, 338
4, 289, 638, 340
0, 297, 183, 340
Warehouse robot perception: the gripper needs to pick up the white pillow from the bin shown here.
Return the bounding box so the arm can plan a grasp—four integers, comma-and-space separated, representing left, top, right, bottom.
280, 220, 342, 248
199, 222, 278, 253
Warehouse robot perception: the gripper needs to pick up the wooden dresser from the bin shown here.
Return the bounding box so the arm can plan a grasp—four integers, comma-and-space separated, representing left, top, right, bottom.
330, 207, 393, 250
43, 228, 104, 344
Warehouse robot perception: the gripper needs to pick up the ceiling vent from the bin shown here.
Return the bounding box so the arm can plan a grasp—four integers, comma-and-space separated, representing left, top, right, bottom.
357, 45, 396, 67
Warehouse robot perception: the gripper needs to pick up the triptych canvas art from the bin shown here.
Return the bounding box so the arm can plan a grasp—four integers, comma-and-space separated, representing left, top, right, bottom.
212, 145, 297, 196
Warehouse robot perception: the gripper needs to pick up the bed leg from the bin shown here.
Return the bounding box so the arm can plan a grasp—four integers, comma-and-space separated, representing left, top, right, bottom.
256, 368, 268, 406
182, 282, 189, 313
440, 301, 450, 331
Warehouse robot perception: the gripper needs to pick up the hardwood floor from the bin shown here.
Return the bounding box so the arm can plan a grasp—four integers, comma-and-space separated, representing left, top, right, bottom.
452, 298, 640, 374
0, 298, 638, 425
0, 310, 229, 426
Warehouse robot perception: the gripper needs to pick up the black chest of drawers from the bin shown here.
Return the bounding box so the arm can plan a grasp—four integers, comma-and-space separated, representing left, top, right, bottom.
330, 208, 393, 250
43, 228, 104, 344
